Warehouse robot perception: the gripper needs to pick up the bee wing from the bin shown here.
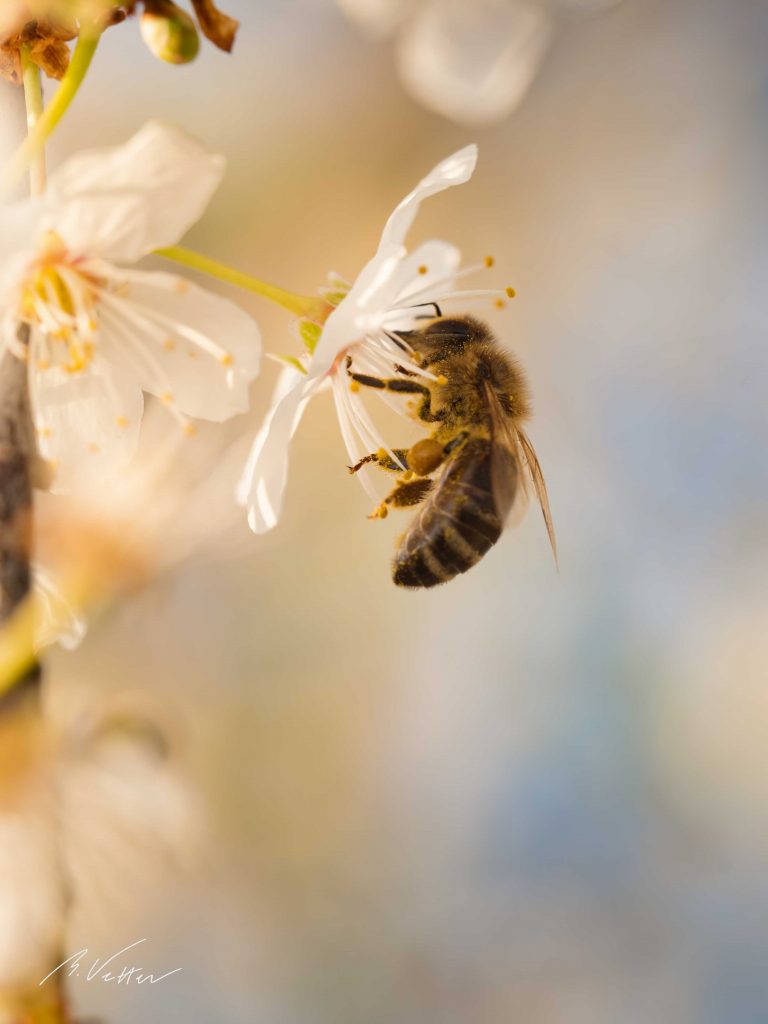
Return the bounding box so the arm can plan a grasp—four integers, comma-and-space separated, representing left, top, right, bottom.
485, 383, 557, 565
515, 428, 558, 567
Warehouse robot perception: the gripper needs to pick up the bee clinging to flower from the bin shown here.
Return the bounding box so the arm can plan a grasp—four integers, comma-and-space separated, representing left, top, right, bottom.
238, 145, 556, 586
346, 314, 556, 587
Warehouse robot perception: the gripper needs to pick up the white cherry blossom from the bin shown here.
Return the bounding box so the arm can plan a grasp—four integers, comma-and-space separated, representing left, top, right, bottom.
337, 0, 620, 125
238, 144, 514, 534
0, 120, 261, 488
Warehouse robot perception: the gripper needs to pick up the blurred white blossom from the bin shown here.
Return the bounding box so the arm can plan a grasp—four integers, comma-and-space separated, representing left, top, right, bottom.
337, 0, 620, 125
0, 120, 261, 488
238, 145, 513, 532
0, 697, 201, 1010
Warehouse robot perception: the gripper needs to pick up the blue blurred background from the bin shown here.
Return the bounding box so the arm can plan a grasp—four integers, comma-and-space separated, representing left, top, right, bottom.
45, 0, 768, 1020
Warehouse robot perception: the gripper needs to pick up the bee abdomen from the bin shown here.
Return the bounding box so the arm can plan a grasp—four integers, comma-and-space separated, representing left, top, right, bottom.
393, 438, 510, 589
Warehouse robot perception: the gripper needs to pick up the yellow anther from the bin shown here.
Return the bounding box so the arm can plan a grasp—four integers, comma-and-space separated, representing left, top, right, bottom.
163, 338, 176, 351
349, 379, 361, 394
418, 265, 428, 275
484, 255, 495, 268
505, 286, 516, 298
220, 353, 234, 367
115, 415, 128, 429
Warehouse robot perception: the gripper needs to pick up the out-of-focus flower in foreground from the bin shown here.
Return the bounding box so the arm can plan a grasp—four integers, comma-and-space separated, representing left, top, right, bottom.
0, 120, 261, 488
0, 697, 201, 1019
336, 0, 621, 125
237, 145, 515, 533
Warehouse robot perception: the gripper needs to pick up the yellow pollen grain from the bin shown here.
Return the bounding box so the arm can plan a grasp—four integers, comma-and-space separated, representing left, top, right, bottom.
115, 415, 128, 429
484, 255, 495, 268
37, 358, 51, 370
161, 391, 174, 404
349, 380, 360, 394
88, 442, 101, 454
494, 298, 506, 310
418, 265, 428, 275
38, 426, 52, 439
163, 338, 176, 351
183, 423, 197, 437
505, 286, 516, 298
174, 279, 190, 295
187, 350, 198, 359
220, 353, 234, 367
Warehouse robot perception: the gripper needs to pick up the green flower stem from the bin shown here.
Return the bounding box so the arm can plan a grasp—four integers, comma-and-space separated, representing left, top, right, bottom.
156, 245, 331, 321
2, 29, 101, 194
19, 45, 46, 196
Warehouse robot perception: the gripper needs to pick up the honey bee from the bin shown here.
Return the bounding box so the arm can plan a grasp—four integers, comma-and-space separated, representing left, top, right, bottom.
347, 315, 556, 588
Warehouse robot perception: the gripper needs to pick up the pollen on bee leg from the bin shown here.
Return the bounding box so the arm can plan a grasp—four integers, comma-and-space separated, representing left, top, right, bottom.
436, 374, 448, 386
368, 503, 388, 520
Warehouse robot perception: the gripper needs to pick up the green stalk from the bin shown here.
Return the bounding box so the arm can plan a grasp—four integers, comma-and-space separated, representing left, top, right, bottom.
19, 45, 46, 196
156, 245, 331, 321
1, 29, 101, 194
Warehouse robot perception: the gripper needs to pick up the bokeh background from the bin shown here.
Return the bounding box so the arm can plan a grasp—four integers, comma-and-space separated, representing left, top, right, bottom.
40, 0, 768, 1020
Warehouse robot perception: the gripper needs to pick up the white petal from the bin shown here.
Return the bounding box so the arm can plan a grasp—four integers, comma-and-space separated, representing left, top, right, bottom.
336, 0, 409, 34
390, 239, 462, 306
397, 0, 553, 126
34, 567, 87, 651
45, 121, 224, 262
33, 359, 144, 492
377, 143, 478, 252
0, 799, 67, 987
0, 200, 40, 300
96, 270, 261, 421
237, 368, 316, 534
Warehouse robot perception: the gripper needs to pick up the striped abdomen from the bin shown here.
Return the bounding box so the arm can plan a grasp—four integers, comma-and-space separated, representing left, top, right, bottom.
393, 437, 517, 588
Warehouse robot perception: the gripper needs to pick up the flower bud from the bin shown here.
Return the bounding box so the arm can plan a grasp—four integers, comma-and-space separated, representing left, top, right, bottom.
140, 0, 200, 64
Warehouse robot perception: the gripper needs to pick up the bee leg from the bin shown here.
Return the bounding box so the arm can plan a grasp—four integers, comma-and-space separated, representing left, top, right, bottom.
368, 477, 434, 519
348, 449, 409, 474
346, 370, 442, 424
442, 430, 470, 455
